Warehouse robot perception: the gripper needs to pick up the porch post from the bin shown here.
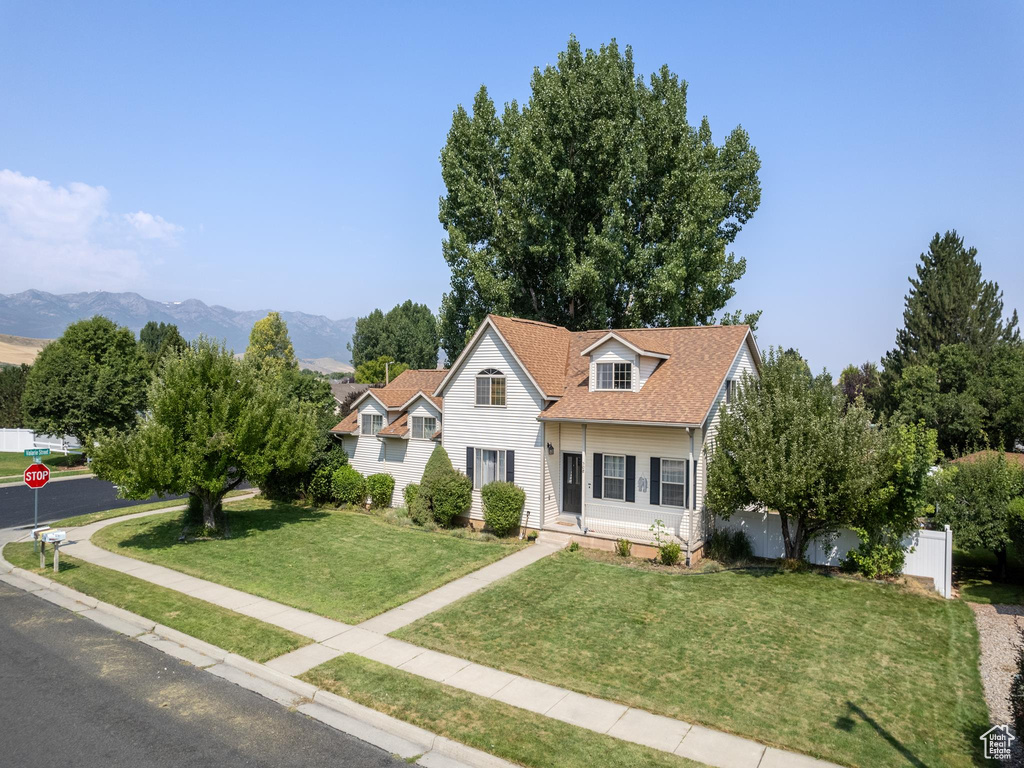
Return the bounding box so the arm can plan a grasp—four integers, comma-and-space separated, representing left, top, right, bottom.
686, 428, 694, 564
581, 423, 587, 533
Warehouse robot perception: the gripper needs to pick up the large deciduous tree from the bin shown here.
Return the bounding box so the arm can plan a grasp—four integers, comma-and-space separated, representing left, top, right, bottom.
349, 301, 439, 369
22, 316, 150, 443
355, 355, 408, 385
245, 312, 297, 375
92, 338, 317, 532
706, 349, 883, 560
438, 36, 762, 361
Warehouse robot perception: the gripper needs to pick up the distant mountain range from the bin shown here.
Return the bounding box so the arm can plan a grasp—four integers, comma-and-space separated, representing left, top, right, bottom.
0, 290, 356, 364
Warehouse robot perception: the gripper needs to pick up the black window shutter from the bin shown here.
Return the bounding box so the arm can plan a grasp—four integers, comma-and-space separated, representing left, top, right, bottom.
593, 453, 603, 499
685, 459, 691, 509
650, 458, 661, 505
625, 456, 636, 502
506, 450, 515, 483
466, 447, 474, 485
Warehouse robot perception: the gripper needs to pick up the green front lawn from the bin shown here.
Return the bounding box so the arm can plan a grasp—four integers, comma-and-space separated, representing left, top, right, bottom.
954, 545, 1024, 604
0, 452, 89, 482
303, 655, 705, 768
93, 499, 525, 624
3, 542, 309, 662
395, 550, 988, 768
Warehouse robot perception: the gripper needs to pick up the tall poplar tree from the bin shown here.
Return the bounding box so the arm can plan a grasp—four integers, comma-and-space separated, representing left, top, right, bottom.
438, 37, 762, 361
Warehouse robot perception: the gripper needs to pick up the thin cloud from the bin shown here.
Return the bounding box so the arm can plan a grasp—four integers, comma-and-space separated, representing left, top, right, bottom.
0, 169, 182, 293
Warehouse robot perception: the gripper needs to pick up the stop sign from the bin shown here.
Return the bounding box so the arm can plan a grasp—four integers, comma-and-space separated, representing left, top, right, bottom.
24, 463, 50, 489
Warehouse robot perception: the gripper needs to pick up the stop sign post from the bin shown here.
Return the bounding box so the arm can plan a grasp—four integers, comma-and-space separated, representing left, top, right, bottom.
23, 451, 51, 550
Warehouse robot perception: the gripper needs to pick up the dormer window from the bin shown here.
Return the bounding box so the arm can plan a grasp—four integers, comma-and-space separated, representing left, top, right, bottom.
361, 413, 383, 435
597, 362, 632, 390
476, 369, 506, 406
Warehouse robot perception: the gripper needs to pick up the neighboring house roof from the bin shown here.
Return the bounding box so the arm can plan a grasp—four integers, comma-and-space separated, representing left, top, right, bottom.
952, 450, 1024, 468
330, 368, 445, 436
329, 381, 370, 403
437, 313, 757, 428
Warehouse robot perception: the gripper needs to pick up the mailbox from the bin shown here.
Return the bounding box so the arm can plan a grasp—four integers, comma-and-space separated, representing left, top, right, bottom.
42, 531, 67, 544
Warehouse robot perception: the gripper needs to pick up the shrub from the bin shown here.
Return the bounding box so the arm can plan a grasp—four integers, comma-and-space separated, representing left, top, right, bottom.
706, 528, 754, 564
332, 465, 365, 506
403, 482, 420, 508
365, 473, 395, 509
567, 540, 580, 552
843, 528, 906, 579
615, 538, 632, 557
409, 494, 433, 526
306, 465, 335, 506
415, 444, 458, 525
481, 481, 526, 536
432, 471, 473, 527
659, 541, 682, 566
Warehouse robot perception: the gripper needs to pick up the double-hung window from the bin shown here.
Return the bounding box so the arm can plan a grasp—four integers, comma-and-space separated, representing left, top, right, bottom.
474, 448, 506, 489
361, 413, 383, 435
661, 459, 687, 508
411, 416, 436, 440
596, 362, 632, 390
725, 379, 735, 404
603, 454, 626, 500
476, 369, 506, 406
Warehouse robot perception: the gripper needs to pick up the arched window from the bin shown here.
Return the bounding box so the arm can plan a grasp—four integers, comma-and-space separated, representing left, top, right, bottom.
476, 368, 506, 406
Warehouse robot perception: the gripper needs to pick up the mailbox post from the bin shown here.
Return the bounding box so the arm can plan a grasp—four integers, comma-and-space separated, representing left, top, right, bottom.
41, 530, 67, 572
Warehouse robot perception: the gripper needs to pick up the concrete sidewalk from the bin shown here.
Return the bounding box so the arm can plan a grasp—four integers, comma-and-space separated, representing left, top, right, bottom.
30, 509, 841, 768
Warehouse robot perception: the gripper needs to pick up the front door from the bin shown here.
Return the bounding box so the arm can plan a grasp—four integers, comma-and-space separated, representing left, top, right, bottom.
562, 453, 582, 516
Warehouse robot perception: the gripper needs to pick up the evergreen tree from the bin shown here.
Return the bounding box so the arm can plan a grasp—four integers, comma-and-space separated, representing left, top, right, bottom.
139, 321, 187, 367
886, 230, 1018, 377
0, 363, 30, 427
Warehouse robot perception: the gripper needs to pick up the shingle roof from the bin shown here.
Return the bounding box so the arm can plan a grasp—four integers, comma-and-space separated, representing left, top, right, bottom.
378, 413, 409, 438
540, 325, 753, 425
330, 369, 445, 435
487, 315, 573, 399
329, 381, 369, 403
331, 409, 360, 434
468, 315, 754, 426
952, 451, 1024, 468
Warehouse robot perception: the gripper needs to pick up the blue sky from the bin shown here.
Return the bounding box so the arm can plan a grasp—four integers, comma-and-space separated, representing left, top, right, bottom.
1, 1, 1021, 375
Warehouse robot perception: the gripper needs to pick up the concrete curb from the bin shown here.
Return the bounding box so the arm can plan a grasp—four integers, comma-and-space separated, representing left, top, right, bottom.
0, 548, 510, 768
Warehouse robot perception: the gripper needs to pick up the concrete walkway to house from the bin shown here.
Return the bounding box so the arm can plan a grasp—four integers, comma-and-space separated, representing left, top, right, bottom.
36, 508, 841, 768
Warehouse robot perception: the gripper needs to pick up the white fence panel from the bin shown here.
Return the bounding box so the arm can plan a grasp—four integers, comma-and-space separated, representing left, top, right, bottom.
717, 509, 953, 598
0, 428, 81, 454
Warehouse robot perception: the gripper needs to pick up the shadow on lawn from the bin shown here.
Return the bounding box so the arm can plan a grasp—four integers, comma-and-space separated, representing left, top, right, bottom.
835, 702, 928, 768
107, 503, 331, 551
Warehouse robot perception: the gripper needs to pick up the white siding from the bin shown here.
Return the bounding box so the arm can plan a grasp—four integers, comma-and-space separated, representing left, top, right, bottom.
555, 422, 698, 540
638, 355, 660, 389
440, 326, 545, 527
588, 339, 639, 392
340, 397, 440, 506
542, 421, 561, 524
698, 336, 759, 521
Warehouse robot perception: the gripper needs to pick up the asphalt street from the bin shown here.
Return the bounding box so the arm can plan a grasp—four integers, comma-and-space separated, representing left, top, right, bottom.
0, 581, 405, 768
0, 477, 187, 529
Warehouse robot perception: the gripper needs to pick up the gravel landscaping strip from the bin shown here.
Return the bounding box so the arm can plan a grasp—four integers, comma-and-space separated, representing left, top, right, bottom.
970, 602, 1024, 724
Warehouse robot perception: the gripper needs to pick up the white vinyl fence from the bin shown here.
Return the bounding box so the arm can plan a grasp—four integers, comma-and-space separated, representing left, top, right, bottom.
0, 428, 81, 455
717, 509, 954, 598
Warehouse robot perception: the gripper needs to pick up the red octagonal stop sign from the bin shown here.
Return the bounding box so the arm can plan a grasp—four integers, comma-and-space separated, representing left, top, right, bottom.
24, 463, 50, 489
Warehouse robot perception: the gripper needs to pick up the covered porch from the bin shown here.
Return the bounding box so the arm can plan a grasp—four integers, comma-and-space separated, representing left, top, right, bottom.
539, 419, 708, 556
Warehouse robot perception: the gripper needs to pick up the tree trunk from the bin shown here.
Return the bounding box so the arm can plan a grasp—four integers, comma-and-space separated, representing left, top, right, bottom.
778, 514, 808, 562
198, 491, 224, 532
996, 547, 1008, 581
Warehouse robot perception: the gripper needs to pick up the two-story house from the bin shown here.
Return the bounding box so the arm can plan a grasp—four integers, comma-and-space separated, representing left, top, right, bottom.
332, 314, 760, 561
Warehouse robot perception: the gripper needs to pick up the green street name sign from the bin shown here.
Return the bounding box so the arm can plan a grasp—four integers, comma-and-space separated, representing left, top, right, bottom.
24, 448, 51, 457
